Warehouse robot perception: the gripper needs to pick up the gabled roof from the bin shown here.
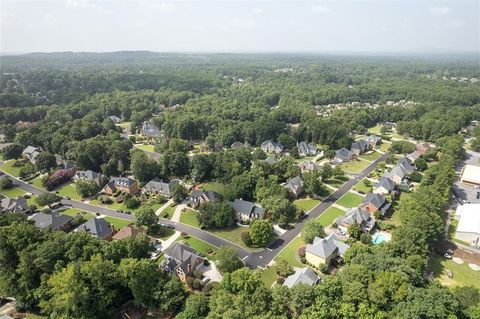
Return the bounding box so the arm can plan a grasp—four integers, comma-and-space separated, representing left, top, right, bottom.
367, 135, 381, 144
112, 224, 145, 240
261, 140, 283, 152
337, 207, 371, 226
22, 145, 43, 155
351, 140, 369, 152
264, 156, 277, 165
108, 177, 137, 188
164, 242, 204, 274
336, 148, 353, 160
297, 142, 317, 155
384, 165, 407, 179
1, 197, 29, 213
283, 267, 319, 288
374, 177, 396, 192
306, 234, 350, 259
362, 193, 387, 209
75, 170, 101, 180
397, 157, 415, 173
300, 160, 321, 171
77, 218, 114, 239
141, 121, 161, 137
229, 199, 265, 219
189, 190, 222, 202
142, 177, 180, 196
31, 212, 72, 230
284, 176, 304, 193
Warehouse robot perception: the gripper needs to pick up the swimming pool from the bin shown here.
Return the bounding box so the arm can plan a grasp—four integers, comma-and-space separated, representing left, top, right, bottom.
372, 232, 391, 245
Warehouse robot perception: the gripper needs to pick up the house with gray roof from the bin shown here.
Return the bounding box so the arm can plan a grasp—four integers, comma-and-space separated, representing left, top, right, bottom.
351, 140, 370, 155
22, 146, 43, 164
299, 160, 321, 173
104, 177, 139, 195
77, 217, 116, 240
187, 190, 222, 208
360, 193, 391, 215
261, 140, 283, 154
297, 142, 317, 157
229, 198, 265, 222
283, 267, 320, 288
30, 212, 72, 231
306, 234, 350, 266
74, 170, 104, 186
336, 207, 375, 233
366, 135, 382, 149
283, 176, 304, 198
373, 177, 396, 195
140, 121, 161, 138
162, 242, 205, 283
335, 148, 356, 163
407, 150, 422, 163
231, 141, 250, 149
108, 115, 122, 123
1, 197, 30, 214
397, 156, 415, 174
142, 177, 181, 197
383, 165, 407, 185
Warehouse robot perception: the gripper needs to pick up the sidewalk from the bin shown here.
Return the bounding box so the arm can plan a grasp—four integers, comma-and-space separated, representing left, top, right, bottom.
155, 198, 173, 216
171, 203, 187, 222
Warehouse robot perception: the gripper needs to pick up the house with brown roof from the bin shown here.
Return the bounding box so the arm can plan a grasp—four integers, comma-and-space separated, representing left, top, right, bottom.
112, 224, 147, 241
162, 242, 205, 282
104, 177, 139, 195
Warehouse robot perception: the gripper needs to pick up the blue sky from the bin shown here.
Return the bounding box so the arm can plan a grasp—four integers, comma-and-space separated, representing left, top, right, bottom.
0, 0, 478, 53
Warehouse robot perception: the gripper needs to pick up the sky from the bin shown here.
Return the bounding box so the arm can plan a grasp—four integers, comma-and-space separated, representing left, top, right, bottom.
0, 0, 479, 53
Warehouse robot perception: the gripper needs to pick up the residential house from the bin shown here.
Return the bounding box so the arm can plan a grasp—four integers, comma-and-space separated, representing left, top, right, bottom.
162, 242, 205, 282
142, 177, 181, 197
74, 170, 104, 186
297, 142, 317, 157
360, 193, 391, 215
108, 115, 122, 123
229, 198, 265, 222
0, 197, 30, 214
351, 140, 370, 155
455, 204, 480, 248
335, 148, 356, 163
30, 212, 73, 231
397, 157, 415, 174
299, 160, 321, 173
283, 267, 320, 288
77, 217, 116, 240
373, 177, 396, 195
416, 143, 431, 155
187, 190, 222, 208
283, 176, 304, 198
383, 165, 407, 185
366, 135, 382, 149
336, 207, 375, 233
407, 150, 422, 163
305, 234, 350, 267
112, 224, 148, 241
22, 146, 43, 164
261, 140, 283, 154
231, 141, 250, 149
104, 177, 139, 195
140, 121, 161, 138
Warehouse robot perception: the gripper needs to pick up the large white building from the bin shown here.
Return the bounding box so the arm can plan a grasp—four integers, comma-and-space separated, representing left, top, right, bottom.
455, 204, 480, 248
460, 164, 480, 186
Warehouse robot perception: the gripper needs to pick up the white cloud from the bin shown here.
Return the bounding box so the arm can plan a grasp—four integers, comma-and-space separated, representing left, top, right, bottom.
230, 18, 256, 28
446, 20, 464, 28
311, 5, 331, 13
65, 0, 100, 9
430, 6, 451, 16
137, 1, 176, 14
252, 8, 263, 15
43, 13, 55, 24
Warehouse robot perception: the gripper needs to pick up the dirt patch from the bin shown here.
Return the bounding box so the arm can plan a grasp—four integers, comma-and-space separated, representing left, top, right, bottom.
437, 240, 480, 264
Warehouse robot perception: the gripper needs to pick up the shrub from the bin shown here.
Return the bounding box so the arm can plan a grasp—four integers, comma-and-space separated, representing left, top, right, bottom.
300, 257, 307, 264
0, 176, 13, 189
319, 263, 328, 274
45, 168, 76, 191
241, 231, 252, 246
297, 246, 306, 258
360, 233, 372, 245
124, 196, 140, 209
276, 277, 285, 285
98, 195, 113, 204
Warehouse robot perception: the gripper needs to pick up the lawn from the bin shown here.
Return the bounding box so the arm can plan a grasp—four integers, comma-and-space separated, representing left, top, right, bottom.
57, 183, 81, 200
275, 236, 305, 268
103, 216, 132, 230
294, 198, 321, 212
428, 255, 480, 289
317, 207, 346, 227
336, 192, 364, 209
447, 218, 458, 241
135, 144, 156, 152
211, 226, 257, 250
159, 205, 176, 219
180, 209, 200, 228
90, 198, 161, 214
60, 208, 95, 220
354, 179, 373, 194
359, 151, 382, 162
378, 142, 391, 152
117, 122, 131, 129
31, 176, 46, 189
0, 160, 23, 177
260, 266, 278, 288
368, 124, 383, 135
324, 176, 349, 188
177, 235, 218, 260
341, 159, 371, 174
201, 182, 227, 197
0, 186, 26, 198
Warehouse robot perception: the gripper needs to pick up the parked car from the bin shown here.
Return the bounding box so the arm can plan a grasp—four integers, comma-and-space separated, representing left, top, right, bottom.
201, 276, 211, 285
159, 223, 174, 229
444, 253, 452, 259
446, 248, 454, 255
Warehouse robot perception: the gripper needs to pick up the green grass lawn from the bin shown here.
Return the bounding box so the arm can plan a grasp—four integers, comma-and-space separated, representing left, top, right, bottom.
378, 142, 391, 152
359, 151, 382, 162
117, 122, 131, 129
0, 186, 26, 198
294, 198, 321, 212
447, 218, 458, 241
210, 226, 258, 250
354, 179, 373, 194
157, 227, 176, 240
324, 176, 349, 188
103, 216, 132, 230
0, 160, 23, 177
90, 198, 161, 214
275, 236, 305, 268
57, 183, 82, 200
177, 235, 218, 260
428, 255, 480, 289
260, 266, 278, 288
341, 159, 371, 174
317, 207, 346, 227
135, 144, 156, 152
180, 209, 200, 228
159, 205, 176, 219
31, 176, 46, 189
368, 124, 383, 134
201, 182, 227, 197
336, 192, 364, 209
60, 208, 95, 219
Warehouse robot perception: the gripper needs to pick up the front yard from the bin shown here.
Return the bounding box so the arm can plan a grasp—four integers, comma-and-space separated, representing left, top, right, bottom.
90, 198, 161, 214
57, 183, 82, 200
354, 179, 373, 194
336, 192, 364, 209
179, 209, 201, 228
340, 159, 371, 174
60, 208, 95, 220
294, 198, 321, 212
0, 186, 26, 198
103, 216, 132, 230
260, 266, 278, 288
0, 160, 23, 177
317, 207, 346, 227
359, 151, 382, 162
176, 235, 218, 260
323, 176, 349, 188
275, 236, 305, 268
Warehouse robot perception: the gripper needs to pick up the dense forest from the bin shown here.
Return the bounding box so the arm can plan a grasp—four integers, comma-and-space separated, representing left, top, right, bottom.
1, 52, 480, 318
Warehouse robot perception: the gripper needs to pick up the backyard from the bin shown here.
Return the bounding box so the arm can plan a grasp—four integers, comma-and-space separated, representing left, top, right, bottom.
200, 182, 228, 197
428, 255, 480, 289
336, 192, 364, 209
294, 198, 321, 212
135, 144, 156, 152
317, 207, 346, 227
